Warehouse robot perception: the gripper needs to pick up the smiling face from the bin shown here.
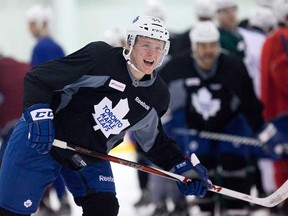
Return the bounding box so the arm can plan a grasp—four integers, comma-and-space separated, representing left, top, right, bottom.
128, 36, 165, 80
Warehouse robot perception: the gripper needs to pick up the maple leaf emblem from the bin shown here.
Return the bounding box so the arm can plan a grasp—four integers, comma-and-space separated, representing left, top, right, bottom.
92, 97, 130, 138
192, 87, 220, 120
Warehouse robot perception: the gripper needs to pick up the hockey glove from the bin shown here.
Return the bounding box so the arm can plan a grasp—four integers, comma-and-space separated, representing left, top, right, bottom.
172, 153, 212, 197
258, 123, 288, 159
23, 103, 54, 154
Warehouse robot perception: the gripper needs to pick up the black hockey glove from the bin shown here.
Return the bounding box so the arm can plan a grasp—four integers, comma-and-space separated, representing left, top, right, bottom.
23, 103, 54, 154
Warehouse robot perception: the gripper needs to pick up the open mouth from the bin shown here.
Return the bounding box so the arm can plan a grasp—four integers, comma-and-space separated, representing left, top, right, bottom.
144, 59, 154, 67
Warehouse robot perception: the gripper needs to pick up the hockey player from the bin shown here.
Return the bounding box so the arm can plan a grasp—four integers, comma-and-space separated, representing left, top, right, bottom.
260, 0, 288, 213
0, 15, 212, 216
158, 21, 286, 216
26, 3, 65, 68
215, 0, 246, 59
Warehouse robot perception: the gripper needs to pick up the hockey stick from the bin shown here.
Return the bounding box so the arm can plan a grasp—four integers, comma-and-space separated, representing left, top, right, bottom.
53, 139, 288, 207
174, 127, 288, 154
174, 128, 262, 146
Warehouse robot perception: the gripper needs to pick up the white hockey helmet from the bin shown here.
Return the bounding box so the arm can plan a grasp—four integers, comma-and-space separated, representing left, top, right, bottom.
26, 4, 53, 28
195, 0, 216, 19
248, 7, 277, 33
104, 25, 126, 47
215, 0, 237, 11
126, 15, 170, 55
273, 0, 288, 23
189, 21, 220, 44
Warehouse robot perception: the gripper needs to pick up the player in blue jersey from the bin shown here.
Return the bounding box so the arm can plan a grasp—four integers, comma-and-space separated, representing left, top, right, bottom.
26, 4, 65, 68
0, 15, 212, 216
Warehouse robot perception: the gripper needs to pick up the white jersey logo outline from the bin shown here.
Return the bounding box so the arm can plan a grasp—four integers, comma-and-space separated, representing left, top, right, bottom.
92, 97, 130, 137
192, 87, 220, 120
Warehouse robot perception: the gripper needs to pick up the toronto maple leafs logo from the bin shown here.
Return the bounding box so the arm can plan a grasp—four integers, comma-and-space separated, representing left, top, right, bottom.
192, 87, 220, 120
92, 97, 130, 138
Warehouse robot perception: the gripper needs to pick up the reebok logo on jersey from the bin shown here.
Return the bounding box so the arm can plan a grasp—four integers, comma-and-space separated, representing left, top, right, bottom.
135, 97, 150, 111
99, 175, 114, 182
92, 97, 130, 138
109, 79, 126, 92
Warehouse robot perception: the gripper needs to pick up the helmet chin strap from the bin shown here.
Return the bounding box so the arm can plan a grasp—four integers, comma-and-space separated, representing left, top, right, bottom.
122, 46, 144, 75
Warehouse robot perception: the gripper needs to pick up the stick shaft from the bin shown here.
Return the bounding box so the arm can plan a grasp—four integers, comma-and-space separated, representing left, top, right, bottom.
54, 140, 189, 183
53, 139, 288, 207
174, 128, 262, 146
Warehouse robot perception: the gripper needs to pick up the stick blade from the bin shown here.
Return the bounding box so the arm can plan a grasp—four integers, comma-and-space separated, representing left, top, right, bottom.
262, 179, 288, 207
209, 179, 288, 208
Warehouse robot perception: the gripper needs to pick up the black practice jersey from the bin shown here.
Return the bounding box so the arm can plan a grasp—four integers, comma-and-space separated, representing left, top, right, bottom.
159, 52, 263, 132
23, 41, 184, 170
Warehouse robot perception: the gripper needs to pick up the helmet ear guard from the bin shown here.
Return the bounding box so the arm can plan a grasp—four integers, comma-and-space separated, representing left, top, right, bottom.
162, 40, 170, 56
127, 34, 135, 47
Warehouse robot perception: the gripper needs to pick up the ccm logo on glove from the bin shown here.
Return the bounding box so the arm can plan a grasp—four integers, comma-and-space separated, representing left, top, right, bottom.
175, 161, 189, 169
30, 109, 54, 120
